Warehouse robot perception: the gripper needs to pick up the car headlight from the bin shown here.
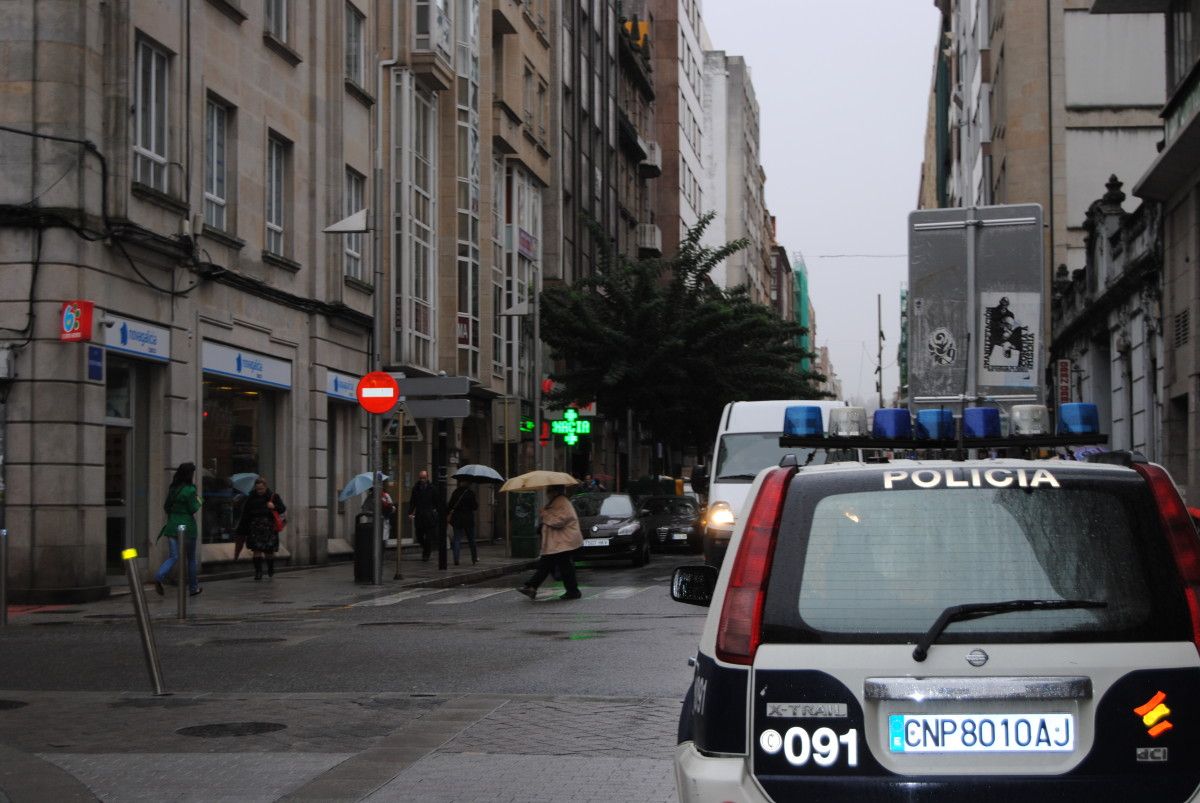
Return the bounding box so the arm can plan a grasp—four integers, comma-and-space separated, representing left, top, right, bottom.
707, 501, 735, 529
617, 522, 640, 536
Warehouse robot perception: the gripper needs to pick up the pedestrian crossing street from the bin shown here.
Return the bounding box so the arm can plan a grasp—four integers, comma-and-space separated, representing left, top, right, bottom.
352, 580, 672, 608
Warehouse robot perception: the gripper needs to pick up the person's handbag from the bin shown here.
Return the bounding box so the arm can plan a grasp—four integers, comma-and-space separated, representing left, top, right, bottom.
270, 508, 286, 533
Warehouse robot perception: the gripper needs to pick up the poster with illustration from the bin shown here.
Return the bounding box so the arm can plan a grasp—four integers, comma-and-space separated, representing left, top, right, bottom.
979, 291, 1038, 386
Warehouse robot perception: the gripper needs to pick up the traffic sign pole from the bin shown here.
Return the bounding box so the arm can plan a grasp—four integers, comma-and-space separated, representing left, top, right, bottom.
356, 371, 401, 585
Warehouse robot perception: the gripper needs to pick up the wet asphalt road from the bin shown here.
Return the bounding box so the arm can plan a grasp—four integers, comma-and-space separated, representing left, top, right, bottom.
0, 556, 707, 699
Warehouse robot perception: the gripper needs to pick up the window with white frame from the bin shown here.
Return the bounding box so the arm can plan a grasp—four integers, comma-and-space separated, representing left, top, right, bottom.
344, 167, 365, 279
265, 135, 287, 256
345, 3, 365, 86
203, 98, 229, 230
266, 0, 288, 42
492, 155, 505, 377
134, 38, 170, 192
410, 92, 436, 368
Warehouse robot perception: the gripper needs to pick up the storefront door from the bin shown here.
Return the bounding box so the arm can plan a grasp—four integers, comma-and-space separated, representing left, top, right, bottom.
104, 425, 132, 573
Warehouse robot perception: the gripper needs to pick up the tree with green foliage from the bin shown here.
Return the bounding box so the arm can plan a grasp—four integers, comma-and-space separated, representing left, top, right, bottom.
540, 213, 825, 454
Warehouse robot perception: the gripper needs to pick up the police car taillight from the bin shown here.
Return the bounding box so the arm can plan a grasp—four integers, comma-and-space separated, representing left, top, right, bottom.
1132, 462, 1200, 657
715, 464, 795, 666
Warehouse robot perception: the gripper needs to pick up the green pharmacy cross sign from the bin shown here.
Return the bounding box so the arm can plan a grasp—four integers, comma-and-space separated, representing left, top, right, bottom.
550, 408, 591, 446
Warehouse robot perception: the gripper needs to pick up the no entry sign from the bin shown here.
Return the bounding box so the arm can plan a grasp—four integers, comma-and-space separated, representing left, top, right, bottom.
356, 371, 399, 414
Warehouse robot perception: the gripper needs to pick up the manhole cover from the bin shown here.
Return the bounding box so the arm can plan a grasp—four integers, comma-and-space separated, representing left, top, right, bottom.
204, 638, 287, 646
176, 722, 286, 738
0, 700, 29, 711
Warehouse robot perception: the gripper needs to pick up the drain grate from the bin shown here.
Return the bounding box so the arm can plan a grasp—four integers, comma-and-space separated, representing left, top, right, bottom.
177, 721, 287, 738
0, 700, 29, 711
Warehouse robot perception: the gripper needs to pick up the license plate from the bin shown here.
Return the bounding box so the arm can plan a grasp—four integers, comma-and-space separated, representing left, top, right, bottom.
889, 714, 1074, 753
582, 538, 609, 547
672, 532, 689, 541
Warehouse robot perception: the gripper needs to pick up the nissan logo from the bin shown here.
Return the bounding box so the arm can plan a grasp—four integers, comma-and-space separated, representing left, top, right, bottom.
966, 649, 989, 667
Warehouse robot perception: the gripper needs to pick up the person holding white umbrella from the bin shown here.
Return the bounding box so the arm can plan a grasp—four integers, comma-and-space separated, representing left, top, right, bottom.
516, 482, 583, 601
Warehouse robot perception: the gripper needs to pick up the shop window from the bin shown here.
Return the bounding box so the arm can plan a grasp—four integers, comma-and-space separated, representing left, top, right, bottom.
201, 379, 276, 544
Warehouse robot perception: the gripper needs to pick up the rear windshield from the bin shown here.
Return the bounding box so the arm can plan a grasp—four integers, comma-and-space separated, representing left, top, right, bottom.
573, 494, 634, 518
763, 471, 1190, 644
715, 434, 826, 481
643, 498, 698, 516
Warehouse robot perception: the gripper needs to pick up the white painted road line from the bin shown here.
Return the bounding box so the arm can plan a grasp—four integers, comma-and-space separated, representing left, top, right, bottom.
351, 588, 447, 607
590, 586, 645, 600
428, 589, 513, 605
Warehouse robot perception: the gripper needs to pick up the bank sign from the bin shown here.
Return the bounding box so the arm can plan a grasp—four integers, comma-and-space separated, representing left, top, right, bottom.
103, 315, 170, 362
326, 370, 358, 401
202, 341, 292, 389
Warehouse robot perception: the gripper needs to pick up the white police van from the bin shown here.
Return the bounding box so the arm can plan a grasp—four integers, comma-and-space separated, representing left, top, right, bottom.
672, 403, 1200, 802
697, 399, 848, 567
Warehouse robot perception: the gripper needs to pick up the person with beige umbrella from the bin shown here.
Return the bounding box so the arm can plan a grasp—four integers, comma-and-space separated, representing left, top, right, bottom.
501, 471, 583, 601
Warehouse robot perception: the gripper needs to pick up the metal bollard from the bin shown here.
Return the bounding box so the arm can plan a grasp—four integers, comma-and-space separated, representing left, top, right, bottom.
123, 548, 166, 695
176, 525, 187, 621
1, 528, 7, 627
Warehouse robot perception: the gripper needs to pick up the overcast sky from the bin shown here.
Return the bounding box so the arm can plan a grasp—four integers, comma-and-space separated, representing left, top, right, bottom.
700, 1, 942, 406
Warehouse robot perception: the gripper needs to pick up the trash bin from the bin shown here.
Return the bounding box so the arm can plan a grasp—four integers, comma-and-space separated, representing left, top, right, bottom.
509, 491, 538, 559
354, 512, 375, 582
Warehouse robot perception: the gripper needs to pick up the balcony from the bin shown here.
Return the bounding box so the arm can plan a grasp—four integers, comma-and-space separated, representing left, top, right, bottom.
639, 140, 662, 178
412, 6, 454, 90
493, 0, 520, 35
637, 223, 662, 256
492, 102, 521, 154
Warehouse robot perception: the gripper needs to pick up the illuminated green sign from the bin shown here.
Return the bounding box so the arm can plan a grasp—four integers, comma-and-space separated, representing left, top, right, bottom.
519, 419, 535, 433
550, 408, 591, 445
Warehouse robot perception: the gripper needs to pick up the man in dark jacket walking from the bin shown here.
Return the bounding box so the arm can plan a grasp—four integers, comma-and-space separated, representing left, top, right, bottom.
409, 470, 441, 564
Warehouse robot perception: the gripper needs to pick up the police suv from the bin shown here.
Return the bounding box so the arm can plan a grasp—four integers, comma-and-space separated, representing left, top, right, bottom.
671, 403, 1200, 802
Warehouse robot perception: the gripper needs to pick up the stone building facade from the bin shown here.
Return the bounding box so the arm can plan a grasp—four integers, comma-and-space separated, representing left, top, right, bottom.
0, 0, 378, 600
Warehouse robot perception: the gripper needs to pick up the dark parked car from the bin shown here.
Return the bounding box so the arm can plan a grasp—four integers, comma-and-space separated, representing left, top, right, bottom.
638, 495, 702, 553
572, 492, 650, 567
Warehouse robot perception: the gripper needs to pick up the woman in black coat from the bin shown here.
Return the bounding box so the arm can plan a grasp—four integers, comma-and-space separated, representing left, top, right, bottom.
236, 475, 286, 580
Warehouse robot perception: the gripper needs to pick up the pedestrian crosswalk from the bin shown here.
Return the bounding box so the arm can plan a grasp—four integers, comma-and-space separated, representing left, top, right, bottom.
353, 585, 661, 608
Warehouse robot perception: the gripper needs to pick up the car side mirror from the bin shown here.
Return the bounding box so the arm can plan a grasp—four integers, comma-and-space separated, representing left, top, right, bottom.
671, 565, 717, 607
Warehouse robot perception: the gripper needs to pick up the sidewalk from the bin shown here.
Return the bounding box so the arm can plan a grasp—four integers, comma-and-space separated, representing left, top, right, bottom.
3, 540, 537, 624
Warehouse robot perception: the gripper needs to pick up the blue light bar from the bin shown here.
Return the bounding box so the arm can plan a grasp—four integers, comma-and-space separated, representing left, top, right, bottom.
915, 409, 955, 440
963, 407, 1001, 439
1058, 402, 1099, 435
872, 408, 912, 439
784, 405, 824, 437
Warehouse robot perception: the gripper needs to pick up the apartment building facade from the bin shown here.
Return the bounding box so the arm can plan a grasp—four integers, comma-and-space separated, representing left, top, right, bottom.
0, 0, 381, 600
699, 51, 770, 301
649, 0, 705, 257
1090, 0, 1200, 501
920, 0, 1165, 434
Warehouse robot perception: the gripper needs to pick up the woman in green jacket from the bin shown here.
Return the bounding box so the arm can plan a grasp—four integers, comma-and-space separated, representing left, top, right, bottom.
153, 462, 202, 596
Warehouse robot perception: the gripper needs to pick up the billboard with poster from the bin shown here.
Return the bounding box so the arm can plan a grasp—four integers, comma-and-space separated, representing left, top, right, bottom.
907, 204, 1044, 410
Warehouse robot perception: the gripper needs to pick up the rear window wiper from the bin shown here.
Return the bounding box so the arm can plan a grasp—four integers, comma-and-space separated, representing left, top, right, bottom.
716, 473, 758, 481
913, 599, 1108, 662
